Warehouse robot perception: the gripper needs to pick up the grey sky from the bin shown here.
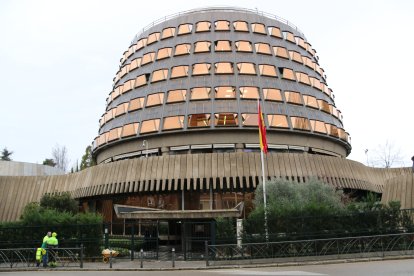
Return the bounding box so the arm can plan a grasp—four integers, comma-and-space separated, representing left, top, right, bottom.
1, 0, 413, 169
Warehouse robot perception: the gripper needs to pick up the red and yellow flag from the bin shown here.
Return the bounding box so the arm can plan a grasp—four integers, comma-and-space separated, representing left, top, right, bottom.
258, 101, 268, 154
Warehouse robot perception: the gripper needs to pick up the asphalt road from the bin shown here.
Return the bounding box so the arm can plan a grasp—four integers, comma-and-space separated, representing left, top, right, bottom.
2, 259, 414, 275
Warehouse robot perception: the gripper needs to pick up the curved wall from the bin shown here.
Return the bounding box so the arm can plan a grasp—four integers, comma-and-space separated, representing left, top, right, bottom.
382, 173, 414, 209
0, 153, 409, 222
93, 7, 350, 163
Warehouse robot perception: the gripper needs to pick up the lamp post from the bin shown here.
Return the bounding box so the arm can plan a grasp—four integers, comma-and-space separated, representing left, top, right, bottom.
142, 140, 148, 158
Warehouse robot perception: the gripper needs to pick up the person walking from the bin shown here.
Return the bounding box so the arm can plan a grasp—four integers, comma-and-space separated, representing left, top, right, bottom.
46, 232, 59, 267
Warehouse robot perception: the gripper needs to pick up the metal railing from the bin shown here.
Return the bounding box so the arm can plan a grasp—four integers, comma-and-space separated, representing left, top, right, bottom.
131, 6, 305, 43
206, 232, 414, 266
0, 247, 83, 269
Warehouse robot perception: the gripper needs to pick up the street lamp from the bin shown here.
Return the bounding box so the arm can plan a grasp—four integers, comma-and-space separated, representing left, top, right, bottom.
142, 140, 148, 158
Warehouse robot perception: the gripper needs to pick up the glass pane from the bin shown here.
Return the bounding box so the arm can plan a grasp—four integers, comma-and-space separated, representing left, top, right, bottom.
259, 64, 277, 77
215, 62, 234, 74
251, 23, 266, 34
303, 95, 319, 109
174, 44, 191, 56
289, 50, 303, 63
310, 120, 327, 134
156, 48, 172, 60
242, 113, 258, 126
192, 63, 211, 76
134, 74, 148, 88
285, 91, 302, 105
122, 79, 134, 93
163, 116, 184, 130
283, 31, 296, 43
151, 69, 168, 83
196, 21, 211, 32
296, 37, 306, 49
115, 103, 128, 117
188, 114, 211, 127
255, 43, 272, 55
237, 63, 256, 75
273, 46, 289, 59
122, 123, 139, 137
141, 52, 155, 65
296, 72, 310, 85
240, 87, 259, 99
280, 68, 296, 81
215, 86, 235, 99
104, 109, 113, 123
194, 41, 211, 53
167, 89, 186, 103
215, 41, 232, 52
310, 77, 322, 91
191, 87, 211, 100
233, 21, 249, 32
140, 119, 160, 134
129, 58, 141, 71
108, 127, 122, 142
136, 38, 147, 51
147, 32, 160, 45
263, 88, 282, 101
235, 41, 252, 52
146, 93, 164, 107
161, 27, 176, 39
267, 114, 289, 128
318, 100, 330, 113
171, 65, 189, 79
268, 26, 282, 38
291, 117, 310, 130
178, 23, 193, 35
326, 124, 339, 137
215, 20, 230, 31
215, 113, 238, 126
129, 97, 144, 111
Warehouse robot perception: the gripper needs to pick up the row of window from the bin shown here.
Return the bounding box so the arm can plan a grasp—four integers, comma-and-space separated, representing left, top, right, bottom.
101, 88, 341, 128
95, 114, 348, 148
114, 41, 324, 84
108, 63, 332, 106
120, 20, 317, 65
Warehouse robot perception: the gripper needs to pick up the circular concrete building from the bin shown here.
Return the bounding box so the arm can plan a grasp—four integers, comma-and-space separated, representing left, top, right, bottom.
93, 7, 350, 164
1, 8, 412, 247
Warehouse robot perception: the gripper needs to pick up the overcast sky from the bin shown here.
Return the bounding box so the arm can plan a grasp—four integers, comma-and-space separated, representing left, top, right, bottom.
0, 0, 413, 170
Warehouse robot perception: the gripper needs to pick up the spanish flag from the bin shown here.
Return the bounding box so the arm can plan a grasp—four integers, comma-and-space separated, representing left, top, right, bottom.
258, 100, 268, 154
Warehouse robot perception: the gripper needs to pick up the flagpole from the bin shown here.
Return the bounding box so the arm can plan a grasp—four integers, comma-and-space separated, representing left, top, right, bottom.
260, 147, 269, 242
257, 99, 269, 242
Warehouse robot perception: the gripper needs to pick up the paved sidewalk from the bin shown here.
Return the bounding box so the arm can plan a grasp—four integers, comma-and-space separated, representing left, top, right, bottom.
2, 254, 414, 272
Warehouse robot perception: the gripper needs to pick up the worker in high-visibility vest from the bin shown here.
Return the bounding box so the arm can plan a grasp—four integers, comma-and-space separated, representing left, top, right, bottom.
41, 231, 51, 267
46, 232, 59, 267
35, 248, 46, 267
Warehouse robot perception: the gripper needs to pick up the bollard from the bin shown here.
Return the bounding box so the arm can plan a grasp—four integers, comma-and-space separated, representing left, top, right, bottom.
109, 250, 113, 268
140, 249, 143, 268
80, 244, 84, 269
172, 248, 175, 268
205, 240, 209, 267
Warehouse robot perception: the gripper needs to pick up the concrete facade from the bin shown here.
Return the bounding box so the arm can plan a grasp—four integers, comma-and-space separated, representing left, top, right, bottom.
0, 8, 410, 224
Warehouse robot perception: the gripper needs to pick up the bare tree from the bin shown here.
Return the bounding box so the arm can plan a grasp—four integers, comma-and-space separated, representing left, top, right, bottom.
52, 144, 69, 172
370, 140, 404, 168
